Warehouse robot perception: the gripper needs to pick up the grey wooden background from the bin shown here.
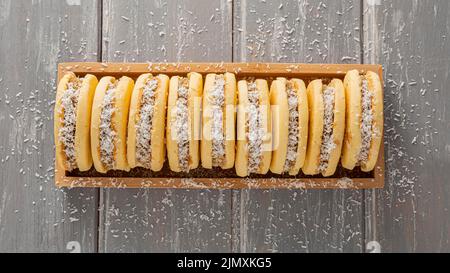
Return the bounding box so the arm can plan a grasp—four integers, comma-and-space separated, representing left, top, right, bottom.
0, 0, 448, 252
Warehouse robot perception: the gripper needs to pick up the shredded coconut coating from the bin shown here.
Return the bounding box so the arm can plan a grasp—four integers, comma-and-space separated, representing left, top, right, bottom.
209, 75, 225, 167
358, 77, 373, 164
135, 78, 158, 168
99, 83, 117, 170
59, 79, 82, 171
246, 82, 263, 174
176, 78, 190, 172
283, 81, 300, 173
318, 87, 336, 173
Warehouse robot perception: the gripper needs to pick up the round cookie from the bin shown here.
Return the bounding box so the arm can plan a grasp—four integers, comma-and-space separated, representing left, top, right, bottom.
303, 79, 345, 177
235, 79, 272, 177
269, 77, 309, 175
341, 70, 383, 172
54, 72, 98, 172
127, 73, 169, 171
91, 76, 134, 173
201, 72, 236, 170
166, 72, 203, 172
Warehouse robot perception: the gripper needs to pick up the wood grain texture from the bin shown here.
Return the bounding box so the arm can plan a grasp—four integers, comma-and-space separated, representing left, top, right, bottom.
363, 0, 450, 252
100, 0, 233, 252
0, 0, 99, 252
232, 0, 364, 252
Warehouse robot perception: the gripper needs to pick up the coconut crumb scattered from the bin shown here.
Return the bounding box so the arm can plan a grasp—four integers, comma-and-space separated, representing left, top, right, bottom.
209, 75, 225, 167
99, 82, 117, 169
336, 177, 354, 188
246, 81, 264, 174
318, 86, 336, 173
284, 81, 300, 173
59, 78, 82, 171
135, 78, 158, 168
358, 76, 373, 164
176, 77, 190, 172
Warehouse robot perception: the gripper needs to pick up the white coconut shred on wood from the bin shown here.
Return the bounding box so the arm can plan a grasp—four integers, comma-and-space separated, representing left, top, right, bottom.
284, 81, 300, 172
208, 75, 225, 166
176, 78, 190, 172
99, 82, 117, 169
246, 82, 263, 174
318, 86, 336, 173
135, 78, 158, 168
58, 79, 82, 170
358, 77, 373, 163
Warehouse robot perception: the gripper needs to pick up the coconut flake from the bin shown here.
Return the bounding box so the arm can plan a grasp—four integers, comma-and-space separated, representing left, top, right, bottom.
358, 77, 373, 163
318, 86, 336, 173
135, 78, 158, 168
59, 79, 82, 170
176, 78, 190, 172
209, 75, 225, 166
99, 82, 117, 169
283, 81, 300, 173
246, 82, 263, 174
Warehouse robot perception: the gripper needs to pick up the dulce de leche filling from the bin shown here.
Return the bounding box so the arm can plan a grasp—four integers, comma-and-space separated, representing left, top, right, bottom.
358, 76, 373, 164
175, 77, 190, 172
135, 77, 158, 168
246, 81, 264, 174
59, 78, 83, 171
209, 75, 226, 167
284, 81, 300, 173
99, 81, 117, 170
318, 86, 336, 173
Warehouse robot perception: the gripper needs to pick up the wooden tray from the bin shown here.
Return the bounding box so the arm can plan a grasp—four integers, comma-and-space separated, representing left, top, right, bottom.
55, 62, 384, 189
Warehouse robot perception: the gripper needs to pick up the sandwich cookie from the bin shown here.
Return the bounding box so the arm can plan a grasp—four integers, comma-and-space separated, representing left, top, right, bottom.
269, 77, 309, 175
303, 79, 345, 177
54, 72, 98, 171
201, 73, 236, 169
167, 73, 203, 172
235, 79, 272, 177
91, 76, 134, 173
341, 70, 383, 172
127, 73, 169, 171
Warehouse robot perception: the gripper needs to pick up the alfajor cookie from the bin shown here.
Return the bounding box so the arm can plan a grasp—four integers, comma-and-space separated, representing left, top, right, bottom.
91, 76, 134, 173
166, 72, 203, 172
201, 72, 236, 170
54, 72, 98, 172
235, 79, 272, 177
302, 79, 345, 177
341, 70, 383, 172
127, 73, 169, 171
269, 77, 309, 175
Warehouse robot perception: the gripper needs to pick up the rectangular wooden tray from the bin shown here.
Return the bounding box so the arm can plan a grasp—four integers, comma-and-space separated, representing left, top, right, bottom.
56, 62, 384, 189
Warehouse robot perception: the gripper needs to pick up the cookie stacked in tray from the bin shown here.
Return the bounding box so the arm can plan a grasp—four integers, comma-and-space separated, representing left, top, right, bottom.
54, 67, 383, 178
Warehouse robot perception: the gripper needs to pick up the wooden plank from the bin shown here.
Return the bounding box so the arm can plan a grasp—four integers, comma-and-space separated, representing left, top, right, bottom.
232, 0, 364, 252
363, 0, 450, 252
100, 0, 233, 252
58, 62, 383, 77
0, 0, 99, 252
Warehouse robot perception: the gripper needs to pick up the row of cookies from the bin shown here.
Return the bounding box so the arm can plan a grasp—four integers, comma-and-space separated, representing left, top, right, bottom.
54, 70, 382, 177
